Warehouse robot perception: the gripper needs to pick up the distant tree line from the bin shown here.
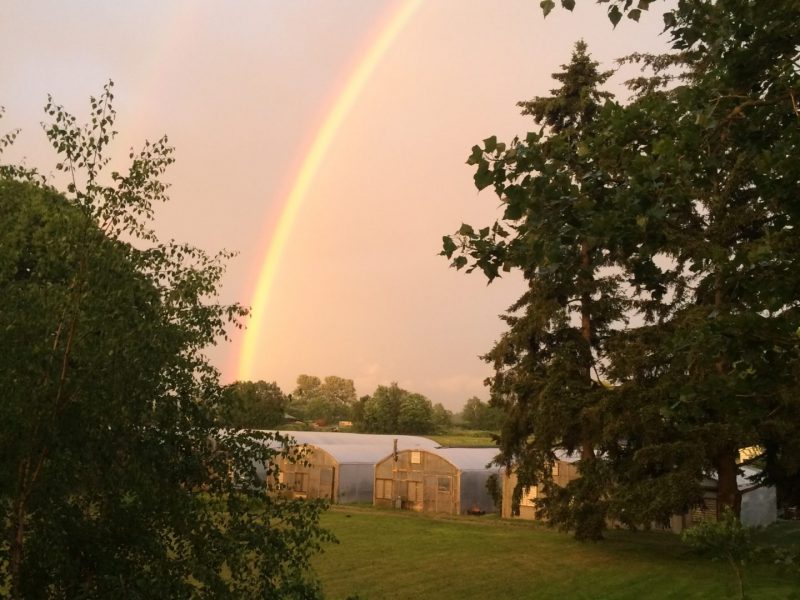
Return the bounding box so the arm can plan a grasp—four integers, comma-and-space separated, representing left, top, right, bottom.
221, 377, 515, 437
352, 383, 451, 435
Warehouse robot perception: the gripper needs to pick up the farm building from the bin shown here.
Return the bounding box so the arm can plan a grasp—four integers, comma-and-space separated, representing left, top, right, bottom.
500, 452, 579, 521
670, 466, 778, 532
374, 447, 500, 515
265, 431, 438, 504
501, 456, 776, 531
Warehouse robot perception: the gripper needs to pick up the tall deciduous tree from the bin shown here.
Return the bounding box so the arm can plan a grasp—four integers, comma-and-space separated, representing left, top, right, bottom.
360, 383, 405, 433
432, 403, 454, 432
531, 0, 800, 522
220, 380, 288, 429
0, 85, 331, 599
398, 393, 435, 435
358, 383, 437, 435
317, 375, 358, 422
600, 0, 800, 520
290, 374, 357, 424
459, 397, 504, 431
443, 42, 627, 539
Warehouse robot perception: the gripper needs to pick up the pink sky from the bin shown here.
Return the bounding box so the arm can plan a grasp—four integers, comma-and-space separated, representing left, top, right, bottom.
1, 1, 668, 410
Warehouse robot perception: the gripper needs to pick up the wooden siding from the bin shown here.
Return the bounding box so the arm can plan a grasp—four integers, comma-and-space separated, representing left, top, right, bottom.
501, 464, 725, 533
501, 461, 579, 520
275, 446, 339, 502
374, 450, 461, 515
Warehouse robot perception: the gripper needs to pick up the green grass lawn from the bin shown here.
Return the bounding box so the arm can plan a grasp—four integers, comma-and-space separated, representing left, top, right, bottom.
313, 506, 800, 600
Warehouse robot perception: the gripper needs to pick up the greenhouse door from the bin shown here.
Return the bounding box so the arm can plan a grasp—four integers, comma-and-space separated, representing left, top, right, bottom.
319, 467, 335, 501
435, 475, 453, 513
423, 475, 453, 513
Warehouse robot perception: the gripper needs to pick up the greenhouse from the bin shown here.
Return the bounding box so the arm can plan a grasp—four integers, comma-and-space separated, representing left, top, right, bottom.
266, 431, 439, 504
374, 447, 500, 515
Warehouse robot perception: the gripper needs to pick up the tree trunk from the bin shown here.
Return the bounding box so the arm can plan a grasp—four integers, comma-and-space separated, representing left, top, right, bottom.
9, 462, 32, 598
716, 446, 741, 518
7, 298, 77, 597
711, 272, 740, 518
576, 240, 604, 540
579, 241, 594, 461
8, 470, 28, 600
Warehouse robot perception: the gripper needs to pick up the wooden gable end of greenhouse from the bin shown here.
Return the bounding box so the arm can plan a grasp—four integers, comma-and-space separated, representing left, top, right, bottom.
374, 447, 500, 515
267, 431, 438, 504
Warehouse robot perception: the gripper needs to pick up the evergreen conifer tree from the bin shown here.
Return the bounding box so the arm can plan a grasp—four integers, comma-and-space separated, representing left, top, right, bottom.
443, 42, 626, 539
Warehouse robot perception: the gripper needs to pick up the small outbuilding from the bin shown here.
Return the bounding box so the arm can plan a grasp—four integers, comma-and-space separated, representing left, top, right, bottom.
501, 453, 579, 521
670, 466, 778, 532
267, 431, 438, 504
374, 447, 500, 515
501, 456, 777, 531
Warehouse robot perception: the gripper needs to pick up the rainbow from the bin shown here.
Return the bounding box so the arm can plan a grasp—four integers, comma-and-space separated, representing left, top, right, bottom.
236, 0, 423, 380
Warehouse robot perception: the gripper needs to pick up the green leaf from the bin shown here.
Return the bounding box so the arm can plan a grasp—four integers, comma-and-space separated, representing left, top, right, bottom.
540, 0, 556, 17
608, 5, 622, 27
483, 135, 497, 153
503, 202, 524, 220
466, 144, 483, 165
458, 223, 475, 236
561, 0, 575, 10
493, 223, 509, 238
474, 164, 494, 191
628, 8, 641, 21
652, 138, 671, 156
441, 236, 457, 258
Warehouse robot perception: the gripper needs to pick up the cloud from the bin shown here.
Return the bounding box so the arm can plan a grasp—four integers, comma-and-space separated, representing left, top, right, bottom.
430, 374, 487, 396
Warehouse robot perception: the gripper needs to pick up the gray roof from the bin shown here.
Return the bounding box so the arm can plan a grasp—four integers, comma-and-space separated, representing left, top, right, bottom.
271, 431, 439, 449
252, 430, 439, 466
701, 465, 770, 492
422, 447, 501, 472
555, 449, 581, 463
252, 431, 504, 471
309, 443, 403, 465
738, 466, 765, 490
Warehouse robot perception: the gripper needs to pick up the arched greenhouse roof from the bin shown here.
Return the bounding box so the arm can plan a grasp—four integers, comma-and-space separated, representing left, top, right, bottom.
271, 430, 440, 449
429, 447, 501, 472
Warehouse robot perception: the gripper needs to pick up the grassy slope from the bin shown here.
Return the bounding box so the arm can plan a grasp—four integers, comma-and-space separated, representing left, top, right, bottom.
313, 507, 800, 600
